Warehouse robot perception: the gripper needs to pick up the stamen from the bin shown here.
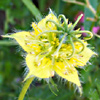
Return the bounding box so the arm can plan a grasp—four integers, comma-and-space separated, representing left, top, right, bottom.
36, 50, 50, 62
31, 22, 42, 35
52, 56, 55, 65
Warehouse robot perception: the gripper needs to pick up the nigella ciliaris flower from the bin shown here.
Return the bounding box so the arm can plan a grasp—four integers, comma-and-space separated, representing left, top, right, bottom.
3, 10, 96, 98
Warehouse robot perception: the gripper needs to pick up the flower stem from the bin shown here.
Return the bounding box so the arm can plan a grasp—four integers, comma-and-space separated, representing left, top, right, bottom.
63, 0, 98, 19
18, 77, 34, 100
85, 0, 97, 18
63, 0, 85, 6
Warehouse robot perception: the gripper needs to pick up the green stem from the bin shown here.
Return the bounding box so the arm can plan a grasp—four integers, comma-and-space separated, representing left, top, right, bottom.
63, 0, 98, 19
46, 19, 64, 31
63, 0, 86, 6
66, 36, 75, 59
18, 77, 34, 100
58, 14, 68, 31
85, 0, 98, 19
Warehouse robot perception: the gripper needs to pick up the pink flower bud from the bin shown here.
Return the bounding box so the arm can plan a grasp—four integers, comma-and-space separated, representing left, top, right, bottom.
74, 11, 84, 23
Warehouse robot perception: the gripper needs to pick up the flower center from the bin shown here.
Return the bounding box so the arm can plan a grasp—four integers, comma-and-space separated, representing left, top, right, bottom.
30, 14, 93, 65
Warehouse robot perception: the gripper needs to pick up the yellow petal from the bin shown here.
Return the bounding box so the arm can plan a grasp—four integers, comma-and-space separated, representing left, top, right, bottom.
54, 61, 82, 93
31, 22, 42, 35
74, 47, 95, 66
38, 13, 58, 31
25, 54, 54, 81
67, 41, 95, 67
75, 34, 81, 38
4, 31, 35, 53
68, 23, 72, 28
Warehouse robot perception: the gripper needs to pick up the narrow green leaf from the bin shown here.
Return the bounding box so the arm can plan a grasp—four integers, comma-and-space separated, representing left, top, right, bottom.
55, 0, 66, 14
96, 3, 100, 16
39, 0, 47, 12
0, 40, 17, 46
22, 0, 42, 21
96, 3, 100, 25
55, 0, 60, 14
89, 89, 100, 100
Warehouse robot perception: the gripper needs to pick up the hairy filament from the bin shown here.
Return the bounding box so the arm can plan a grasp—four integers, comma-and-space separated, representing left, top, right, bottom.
36, 30, 63, 38
66, 36, 75, 59
52, 33, 67, 57
71, 30, 93, 40
58, 14, 68, 31
72, 35, 85, 54
46, 19, 64, 31
82, 31, 93, 40
50, 78, 59, 92
69, 14, 83, 31
36, 47, 53, 62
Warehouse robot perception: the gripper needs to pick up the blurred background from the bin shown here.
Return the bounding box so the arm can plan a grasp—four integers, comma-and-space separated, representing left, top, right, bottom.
0, 0, 100, 100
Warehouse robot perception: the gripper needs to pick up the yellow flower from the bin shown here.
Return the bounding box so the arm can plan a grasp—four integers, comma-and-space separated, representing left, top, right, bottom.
3, 12, 95, 95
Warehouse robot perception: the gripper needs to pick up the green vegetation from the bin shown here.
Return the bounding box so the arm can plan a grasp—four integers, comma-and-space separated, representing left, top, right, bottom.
0, 0, 100, 100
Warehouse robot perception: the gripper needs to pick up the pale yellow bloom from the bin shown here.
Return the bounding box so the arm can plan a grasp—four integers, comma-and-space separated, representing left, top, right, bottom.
3, 12, 95, 94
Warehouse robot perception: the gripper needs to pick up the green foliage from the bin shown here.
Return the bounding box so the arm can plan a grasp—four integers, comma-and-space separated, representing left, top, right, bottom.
84, 0, 98, 30
22, 0, 42, 21
0, 0, 100, 100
